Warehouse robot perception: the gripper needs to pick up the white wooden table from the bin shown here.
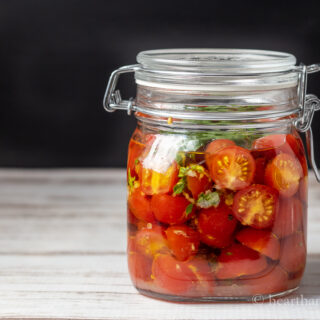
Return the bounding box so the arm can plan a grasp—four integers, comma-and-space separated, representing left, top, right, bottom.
0, 169, 319, 320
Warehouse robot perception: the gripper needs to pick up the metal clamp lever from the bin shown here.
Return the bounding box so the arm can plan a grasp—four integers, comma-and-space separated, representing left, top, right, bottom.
294, 64, 320, 182
103, 64, 140, 115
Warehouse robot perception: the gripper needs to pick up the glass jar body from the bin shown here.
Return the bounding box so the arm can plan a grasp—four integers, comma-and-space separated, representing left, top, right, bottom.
126, 87, 308, 302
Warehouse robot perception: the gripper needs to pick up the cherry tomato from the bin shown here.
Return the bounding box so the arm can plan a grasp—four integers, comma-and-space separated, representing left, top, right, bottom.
236, 228, 280, 260
128, 251, 153, 283
273, 198, 303, 238
280, 232, 306, 273
127, 138, 145, 179
128, 187, 155, 223
185, 257, 215, 296
152, 254, 195, 295
205, 139, 236, 168
252, 134, 290, 155
216, 243, 268, 279
186, 171, 211, 199
140, 161, 178, 195
253, 157, 266, 184
151, 194, 193, 225
165, 225, 200, 261
244, 265, 289, 295
265, 153, 303, 197
232, 184, 279, 229
197, 205, 237, 248
135, 225, 168, 258
208, 146, 256, 191
299, 176, 308, 204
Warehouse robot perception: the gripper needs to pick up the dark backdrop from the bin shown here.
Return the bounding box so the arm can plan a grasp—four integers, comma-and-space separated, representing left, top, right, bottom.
0, 0, 319, 167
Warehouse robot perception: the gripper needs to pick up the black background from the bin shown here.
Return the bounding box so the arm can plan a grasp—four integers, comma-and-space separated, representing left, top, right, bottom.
1, 0, 319, 167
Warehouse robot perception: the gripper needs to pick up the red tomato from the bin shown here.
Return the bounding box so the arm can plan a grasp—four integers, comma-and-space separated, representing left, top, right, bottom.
299, 176, 308, 204
205, 139, 236, 168
185, 257, 215, 296
265, 153, 303, 197
152, 254, 195, 295
236, 228, 280, 260
273, 198, 303, 238
232, 184, 279, 229
251, 134, 298, 158
253, 157, 266, 184
165, 225, 200, 261
151, 194, 193, 225
135, 225, 168, 258
127, 138, 145, 179
216, 243, 268, 279
186, 171, 211, 199
244, 265, 289, 295
128, 251, 153, 283
208, 146, 256, 191
140, 162, 178, 195
280, 232, 306, 273
197, 205, 237, 248
128, 187, 155, 223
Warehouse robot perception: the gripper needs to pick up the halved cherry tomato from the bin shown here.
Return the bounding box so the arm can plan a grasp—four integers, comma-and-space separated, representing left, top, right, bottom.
273, 198, 303, 238
151, 194, 193, 225
236, 228, 280, 260
208, 146, 256, 191
244, 265, 289, 295
128, 187, 155, 223
140, 161, 178, 195
253, 157, 266, 184
205, 139, 236, 168
186, 171, 211, 199
232, 184, 279, 229
128, 251, 153, 283
280, 232, 306, 273
216, 243, 268, 279
265, 153, 303, 197
136, 225, 168, 258
165, 225, 200, 261
197, 204, 237, 248
152, 254, 195, 295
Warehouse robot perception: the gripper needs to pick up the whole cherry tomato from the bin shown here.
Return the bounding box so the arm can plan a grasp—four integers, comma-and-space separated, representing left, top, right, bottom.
208, 146, 256, 191
236, 228, 280, 260
151, 194, 193, 225
197, 204, 237, 248
216, 243, 268, 279
265, 153, 303, 197
165, 225, 200, 261
232, 184, 279, 229
135, 225, 168, 258
152, 254, 195, 295
243, 265, 289, 295
128, 187, 155, 223
280, 232, 306, 273
128, 251, 153, 283
273, 198, 303, 238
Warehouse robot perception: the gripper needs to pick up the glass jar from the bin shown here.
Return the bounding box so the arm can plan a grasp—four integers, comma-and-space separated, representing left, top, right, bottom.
103, 49, 320, 302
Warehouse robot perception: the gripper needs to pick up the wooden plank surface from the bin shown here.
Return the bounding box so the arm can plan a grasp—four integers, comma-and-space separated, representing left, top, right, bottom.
0, 169, 319, 320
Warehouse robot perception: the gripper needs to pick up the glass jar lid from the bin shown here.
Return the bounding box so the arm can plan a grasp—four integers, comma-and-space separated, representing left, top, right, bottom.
135, 49, 299, 91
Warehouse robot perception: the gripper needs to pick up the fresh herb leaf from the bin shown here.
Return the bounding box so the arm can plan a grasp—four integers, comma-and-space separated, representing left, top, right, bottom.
173, 179, 186, 195
127, 169, 136, 188
186, 203, 194, 216
196, 190, 220, 209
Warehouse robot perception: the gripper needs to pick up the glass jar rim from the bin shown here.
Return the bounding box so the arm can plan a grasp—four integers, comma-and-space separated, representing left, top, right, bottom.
135, 49, 299, 91
137, 48, 297, 74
